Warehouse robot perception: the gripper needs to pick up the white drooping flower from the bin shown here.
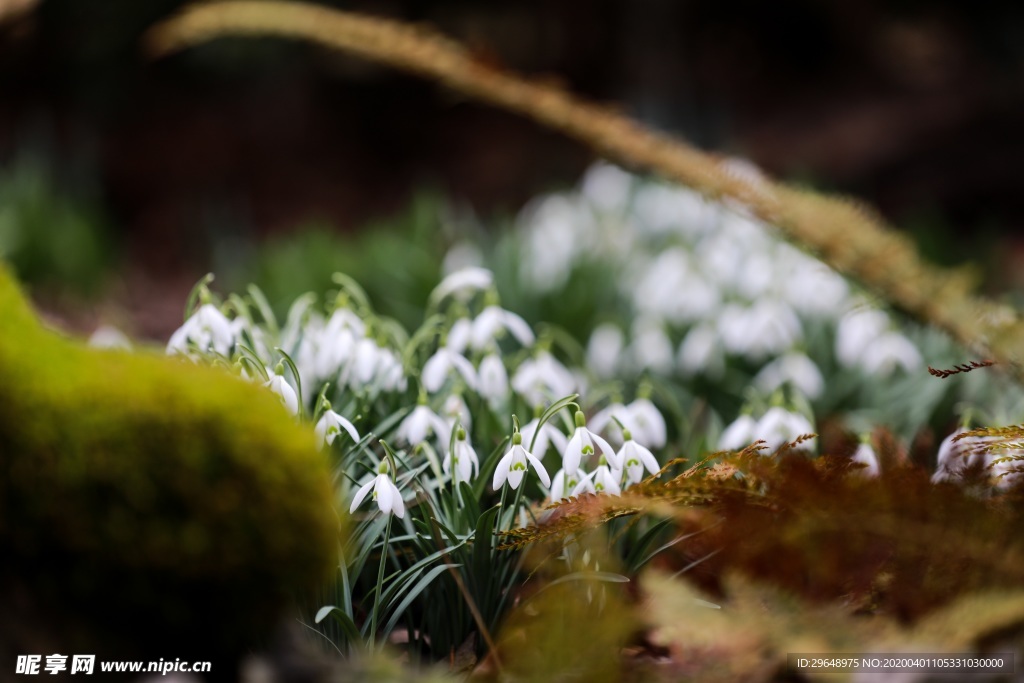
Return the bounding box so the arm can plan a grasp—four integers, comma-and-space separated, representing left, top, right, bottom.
932, 428, 992, 483
477, 352, 510, 403
397, 402, 449, 447
627, 397, 667, 449
440, 393, 472, 443
432, 267, 494, 302
858, 332, 922, 376
422, 346, 478, 393
836, 307, 889, 368
471, 306, 535, 350
677, 323, 725, 379
580, 162, 632, 212
89, 325, 132, 350
350, 462, 405, 519
314, 405, 361, 449
755, 406, 816, 453
520, 415, 570, 457
563, 410, 622, 475
511, 351, 576, 407
264, 366, 299, 416
753, 352, 825, 400
443, 428, 479, 484
167, 303, 235, 356
850, 441, 880, 477
718, 413, 758, 451
493, 432, 551, 491
573, 456, 621, 496
627, 319, 675, 375
618, 431, 661, 487
588, 402, 630, 443
586, 323, 625, 378
549, 467, 592, 502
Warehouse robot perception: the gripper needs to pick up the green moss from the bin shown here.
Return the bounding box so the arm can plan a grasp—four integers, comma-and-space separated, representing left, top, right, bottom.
0, 263, 338, 660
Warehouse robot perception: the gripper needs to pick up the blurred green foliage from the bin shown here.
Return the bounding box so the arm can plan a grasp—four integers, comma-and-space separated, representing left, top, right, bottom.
0, 150, 115, 297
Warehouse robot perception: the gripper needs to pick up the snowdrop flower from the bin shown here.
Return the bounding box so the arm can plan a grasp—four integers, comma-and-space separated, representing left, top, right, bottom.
719, 413, 758, 451
627, 397, 667, 449
741, 300, 803, 360
932, 428, 992, 483
753, 352, 825, 400
519, 194, 587, 292
574, 456, 621, 496
850, 441, 880, 477
520, 413, 570, 457
586, 323, 624, 378
589, 402, 630, 443
549, 467, 592, 502
350, 461, 405, 518
89, 325, 131, 350
511, 351, 576, 407
477, 352, 510, 403
756, 406, 816, 453
677, 323, 725, 379
581, 162, 632, 212
314, 404, 361, 449
564, 410, 621, 475
618, 429, 661, 487
627, 319, 675, 375
422, 345, 478, 393
432, 267, 493, 302
443, 427, 479, 484
264, 364, 299, 416
471, 306, 535, 349
493, 432, 551, 491
397, 401, 449, 447
440, 393, 472, 442
836, 307, 889, 368
447, 318, 473, 354
167, 303, 235, 356
859, 332, 922, 376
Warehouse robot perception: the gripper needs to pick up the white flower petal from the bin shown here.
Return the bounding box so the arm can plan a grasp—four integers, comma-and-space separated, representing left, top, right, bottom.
349, 479, 375, 513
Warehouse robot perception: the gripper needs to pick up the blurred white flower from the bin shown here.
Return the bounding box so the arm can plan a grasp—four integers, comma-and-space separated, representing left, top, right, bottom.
350, 463, 405, 519
586, 323, 624, 379
580, 162, 632, 212
477, 353, 509, 403
397, 403, 449, 446
520, 416, 570, 457
441, 393, 472, 438
511, 351, 575, 407
753, 352, 825, 400
932, 428, 991, 483
677, 323, 725, 379
573, 456, 621, 496
628, 319, 675, 375
432, 267, 493, 302
755, 406, 816, 453
471, 306, 535, 349
89, 325, 131, 350
422, 346, 478, 393
718, 413, 758, 451
627, 398, 667, 449
850, 442, 880, 477
859, 332, 922, 376
493, 433, 550, 491
836, 307, 889, 368
167, 303, 235, 356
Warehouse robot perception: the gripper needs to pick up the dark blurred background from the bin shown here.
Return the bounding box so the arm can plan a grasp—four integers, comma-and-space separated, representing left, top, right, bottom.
2, 0, 1024, 338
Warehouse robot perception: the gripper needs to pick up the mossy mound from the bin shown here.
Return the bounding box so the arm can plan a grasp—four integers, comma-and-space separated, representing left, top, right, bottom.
0, 264, 338, 668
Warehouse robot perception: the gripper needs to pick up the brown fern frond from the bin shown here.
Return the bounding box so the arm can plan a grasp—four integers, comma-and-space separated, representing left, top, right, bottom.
954, 425, 1024, 442
774, 433, 818, 457
928, 360, 995, 379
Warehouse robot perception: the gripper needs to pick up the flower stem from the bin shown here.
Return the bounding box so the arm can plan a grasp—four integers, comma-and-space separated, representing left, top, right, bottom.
369, 514, 393, 651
